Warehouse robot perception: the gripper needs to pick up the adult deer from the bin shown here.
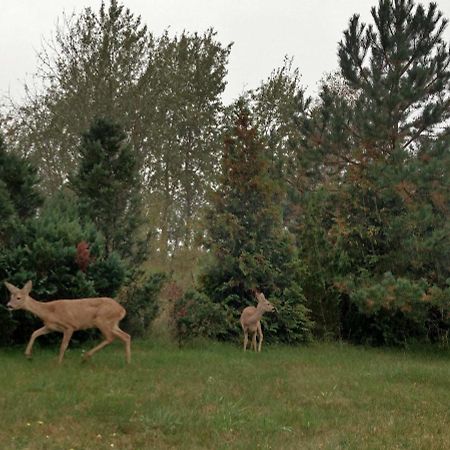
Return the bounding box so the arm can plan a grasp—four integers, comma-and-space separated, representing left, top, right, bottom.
4, 280, 131, 364
240, 290, 275, 352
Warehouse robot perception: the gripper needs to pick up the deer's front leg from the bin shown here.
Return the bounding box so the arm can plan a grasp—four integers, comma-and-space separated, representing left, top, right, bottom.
25, 326, 51, 358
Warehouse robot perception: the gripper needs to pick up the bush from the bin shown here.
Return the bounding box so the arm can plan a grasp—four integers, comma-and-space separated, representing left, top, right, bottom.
121, 272, 167, 337
173, 290, 228, 344
264, 286, 314, 344
0, 191, 128, 345
339, 272, 450, 346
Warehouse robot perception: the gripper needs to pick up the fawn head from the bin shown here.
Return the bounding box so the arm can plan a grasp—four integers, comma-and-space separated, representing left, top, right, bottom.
4, 281, 32, 310
255, 290, 275, 313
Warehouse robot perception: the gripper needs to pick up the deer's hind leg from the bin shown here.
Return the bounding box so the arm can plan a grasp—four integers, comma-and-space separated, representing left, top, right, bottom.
257, 322, 264, 352
58, 328, 74, 364
251, 330, 257, 352
83, 324, 115, 362
112, 325, 131, 364
243, 328, 249, 351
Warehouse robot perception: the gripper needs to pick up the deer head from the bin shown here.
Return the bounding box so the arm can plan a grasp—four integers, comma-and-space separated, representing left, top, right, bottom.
4, 280, 33, 311
255, 290, 275, 313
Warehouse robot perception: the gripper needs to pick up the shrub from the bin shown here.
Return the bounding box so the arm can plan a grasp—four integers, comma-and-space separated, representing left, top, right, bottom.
264, 286, 314, 344
121, 272, 167, 337
173, 290, 228, 343
0, 191, 128, 345
340, 272, 450, 346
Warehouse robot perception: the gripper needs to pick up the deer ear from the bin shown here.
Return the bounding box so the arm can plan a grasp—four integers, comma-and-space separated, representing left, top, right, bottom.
4, 281, 19, 294
22, 280, 33, 294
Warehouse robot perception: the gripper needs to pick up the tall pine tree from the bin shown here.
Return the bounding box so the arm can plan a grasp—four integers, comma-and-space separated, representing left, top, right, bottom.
297, 0, 450, 344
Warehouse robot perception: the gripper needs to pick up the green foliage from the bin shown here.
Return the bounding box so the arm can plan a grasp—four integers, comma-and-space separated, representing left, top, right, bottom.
5, 0, 151, 192
5, 1, 231, 260
121, 272, 167, 337
0, 134, 43, 221
0, 133, 42, 250
3, 0, 450, 350
338, 0, 450, 151
198, 106, 313, 343
243, 57, 312, 200
173, 289, 228, 343
87, 254, 127, 298
292, 189, 345, 339
336, 272, 450, 346
0, 134, 43, 345
293, 0, 450, 345
70, 117, 147, 263
143, 29, 231, 255
264, 286, 314, 344
0, 189, 128, 345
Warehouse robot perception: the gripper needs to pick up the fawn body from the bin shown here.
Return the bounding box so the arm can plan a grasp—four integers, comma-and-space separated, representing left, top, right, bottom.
240, 291, 274, 352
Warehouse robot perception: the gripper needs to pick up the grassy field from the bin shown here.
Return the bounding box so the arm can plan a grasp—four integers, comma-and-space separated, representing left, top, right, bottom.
0, 339, 449, 450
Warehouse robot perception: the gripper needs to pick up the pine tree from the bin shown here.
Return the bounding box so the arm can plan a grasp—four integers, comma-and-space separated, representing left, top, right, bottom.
298, 0, 450, 344
199, 106, 313, 343
338, 0, 450, 157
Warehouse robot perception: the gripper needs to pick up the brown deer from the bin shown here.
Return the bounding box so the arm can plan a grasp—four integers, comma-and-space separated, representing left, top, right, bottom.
4, 280, 131, 364
240, 290, 275, 352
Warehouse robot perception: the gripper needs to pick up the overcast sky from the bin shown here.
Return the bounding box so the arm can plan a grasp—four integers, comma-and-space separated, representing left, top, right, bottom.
1, 0, 450, 104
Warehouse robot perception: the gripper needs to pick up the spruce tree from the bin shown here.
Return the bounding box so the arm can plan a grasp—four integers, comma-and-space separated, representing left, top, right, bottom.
70, 118, 145, 262
0, 134, 43, 344
200, 106, 313, 343
0, 133, 42, 223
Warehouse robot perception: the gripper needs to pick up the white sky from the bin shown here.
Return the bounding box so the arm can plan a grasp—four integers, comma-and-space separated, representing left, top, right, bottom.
1, 0, 450, 104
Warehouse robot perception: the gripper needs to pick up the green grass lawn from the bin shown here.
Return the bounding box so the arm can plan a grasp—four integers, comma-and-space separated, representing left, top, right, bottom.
0, 339, 449, 450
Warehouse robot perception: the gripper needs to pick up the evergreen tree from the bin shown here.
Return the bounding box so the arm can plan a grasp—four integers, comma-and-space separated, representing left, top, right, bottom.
198, 106, 313, 343
0, 134, 43, 344
0, 189, 127, 346
70, 118, 146, 262
297, 0, 450, 344
338, 0, 450, 156
0, 133, 42, 223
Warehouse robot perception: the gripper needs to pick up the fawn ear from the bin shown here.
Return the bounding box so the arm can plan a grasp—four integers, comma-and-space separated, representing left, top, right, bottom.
22, 280, 33, 294
255, 290, 264, 302
4, 281, 19, 294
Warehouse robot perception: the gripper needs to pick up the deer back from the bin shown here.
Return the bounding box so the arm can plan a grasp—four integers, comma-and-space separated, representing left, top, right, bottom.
39, 297, 126, 331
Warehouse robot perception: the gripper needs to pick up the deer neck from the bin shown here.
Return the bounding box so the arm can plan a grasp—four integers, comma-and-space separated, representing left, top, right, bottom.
24, 296, 50, 321
249, 304, 266, 323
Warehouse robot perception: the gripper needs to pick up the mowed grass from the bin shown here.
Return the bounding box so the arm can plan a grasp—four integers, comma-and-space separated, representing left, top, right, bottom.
0, 340, 449, 450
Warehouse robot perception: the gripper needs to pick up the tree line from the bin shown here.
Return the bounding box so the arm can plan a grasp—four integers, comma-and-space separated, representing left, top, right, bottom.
1, 0, 449, 346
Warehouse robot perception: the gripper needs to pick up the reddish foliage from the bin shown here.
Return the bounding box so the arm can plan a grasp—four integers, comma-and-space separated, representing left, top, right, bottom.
161, 281, 183, 303
75, 241, 91, 272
